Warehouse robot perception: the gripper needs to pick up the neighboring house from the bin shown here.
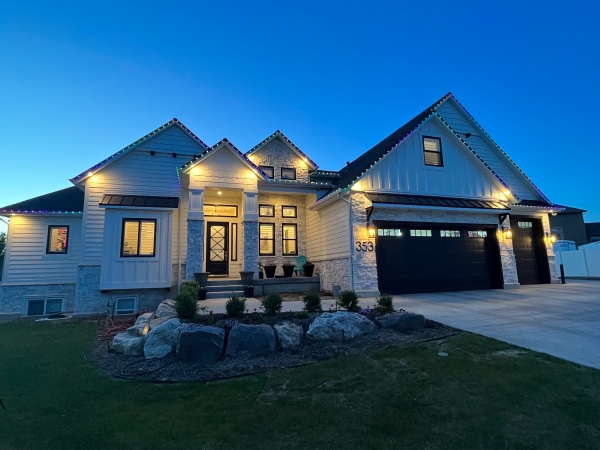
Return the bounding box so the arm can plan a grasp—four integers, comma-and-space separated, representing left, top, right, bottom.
0, 93, 562, 318
586, 223, 600, 243
549, 206, 588, 246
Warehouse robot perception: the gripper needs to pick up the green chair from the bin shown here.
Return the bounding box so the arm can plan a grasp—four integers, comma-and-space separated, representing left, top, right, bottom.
294, 255, 307, 276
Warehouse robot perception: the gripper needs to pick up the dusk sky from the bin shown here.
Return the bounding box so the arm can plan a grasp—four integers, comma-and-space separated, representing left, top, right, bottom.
1, 1, 599, 235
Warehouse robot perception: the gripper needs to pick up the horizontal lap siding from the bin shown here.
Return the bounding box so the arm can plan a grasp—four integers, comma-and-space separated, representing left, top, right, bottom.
435, 101, 539, 200
306, 198, 350, 261
4, 216, 81, 284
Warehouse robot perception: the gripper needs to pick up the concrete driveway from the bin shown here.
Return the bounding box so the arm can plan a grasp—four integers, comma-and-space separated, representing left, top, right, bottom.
394, 280, 600, 369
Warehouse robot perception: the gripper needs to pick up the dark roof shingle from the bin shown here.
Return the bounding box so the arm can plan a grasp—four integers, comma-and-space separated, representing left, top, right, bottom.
1, 186, 84, 215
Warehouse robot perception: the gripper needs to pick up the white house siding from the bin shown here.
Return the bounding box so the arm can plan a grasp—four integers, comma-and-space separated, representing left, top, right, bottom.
306, 196, 351, 291
353, 119, 502, 200
2, 215, 81, 285
247, 137, 312, 182
435, 99, 542, 201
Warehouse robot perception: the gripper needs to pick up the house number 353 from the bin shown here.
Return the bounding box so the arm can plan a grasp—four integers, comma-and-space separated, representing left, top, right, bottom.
355, 241, 374, 252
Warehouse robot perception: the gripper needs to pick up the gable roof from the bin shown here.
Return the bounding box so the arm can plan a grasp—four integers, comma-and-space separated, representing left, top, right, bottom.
180, 138, 269, 180
70, 119, 211, 184
0, 186, 84, 216
245, 130, 318, 171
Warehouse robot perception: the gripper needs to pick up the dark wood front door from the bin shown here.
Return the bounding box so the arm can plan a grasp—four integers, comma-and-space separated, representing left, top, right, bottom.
206, 222, 229, 275
510, 218, 550, 285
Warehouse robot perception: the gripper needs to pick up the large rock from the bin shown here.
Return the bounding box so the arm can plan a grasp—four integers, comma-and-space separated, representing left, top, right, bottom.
156, 299, 177, 319
307, 312, 377, 341
144, 318, 181, 359
274, 322, 303, 351
225, 324, 276, 359
376, 312, 425, 331
112, 332, 145, 356
176, 324, 225, 363
125, 312, 153, 336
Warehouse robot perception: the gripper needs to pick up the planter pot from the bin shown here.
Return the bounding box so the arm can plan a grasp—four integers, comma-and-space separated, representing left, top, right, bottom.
193, 272, 210, 285
303, 263, 315, 277
282, 265, 294, 278
243, 286, 255, 297
264, 265, 276, 278
258, 271, 264, 279
239, 271, 254, 284
197, 289, 207, 301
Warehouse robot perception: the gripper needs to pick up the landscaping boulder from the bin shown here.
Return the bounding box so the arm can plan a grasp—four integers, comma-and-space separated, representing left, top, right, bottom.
307, 311, 377, 341
176, 324, 225, 363
125, 312, 153, 336
112, 332, 145, 356
376, 312, 425, 331
155, 299, 177, 319
225, 324, 276, 359
149, 316, 171, 330
274, 322, 303, 351
144, 318, 181, 359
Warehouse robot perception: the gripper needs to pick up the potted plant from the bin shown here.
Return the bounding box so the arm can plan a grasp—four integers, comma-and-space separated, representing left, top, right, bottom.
264, 262, 277, 278
197, 286, 207, 301
239, 271, 254, 284
243, 284, 255, 297
282, 262, 294, 278
302, 261, 315, 277
258, 261, 264, 279
193, 272, 210, 285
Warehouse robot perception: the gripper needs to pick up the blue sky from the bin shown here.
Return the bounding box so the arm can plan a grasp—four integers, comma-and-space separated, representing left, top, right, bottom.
1, 1, 599, 234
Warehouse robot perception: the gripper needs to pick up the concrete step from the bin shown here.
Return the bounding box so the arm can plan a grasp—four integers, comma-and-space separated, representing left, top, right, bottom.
205, 284, 243, 293
205, 290, 244, 300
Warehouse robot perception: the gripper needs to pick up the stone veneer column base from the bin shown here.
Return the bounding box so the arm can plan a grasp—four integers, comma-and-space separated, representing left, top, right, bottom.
185, 220, 204, 281
503, 283, 521, 289
242, 221, 259, 277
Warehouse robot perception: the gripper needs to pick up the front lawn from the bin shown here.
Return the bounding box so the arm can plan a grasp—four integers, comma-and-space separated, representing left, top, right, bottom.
0, 321, 598, 449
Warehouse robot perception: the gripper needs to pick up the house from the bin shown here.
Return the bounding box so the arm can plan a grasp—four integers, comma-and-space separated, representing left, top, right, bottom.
548, 205, 588, 247
0, 93, 561, 318
586, 222, 600, 243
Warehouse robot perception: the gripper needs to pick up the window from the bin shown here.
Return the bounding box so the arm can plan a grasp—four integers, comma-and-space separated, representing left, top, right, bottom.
440, 230, 460, 238
27, 298, 63, 316
114, 296, 137, 315
282, 205, 297, 218
282, 224, 298, 256
423, 136, 443, 167
281, 168, 296, 180
259, 223, 275, 255
259, 204, 275, 217
377, 228, 403, 237
231, 223, 238, 261
259, 166, 274, 179
410, 229, 432, 237
121, 219, 156, 257
468, 231, 488, 238
203, 204, 238, 217
518, 221, 533, 228
46, 226, 69, 254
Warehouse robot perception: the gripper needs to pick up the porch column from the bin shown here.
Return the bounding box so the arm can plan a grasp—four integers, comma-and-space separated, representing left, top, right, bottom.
499, 215, 520, 288
186, 188, 205, 280
242, 190, 259, 278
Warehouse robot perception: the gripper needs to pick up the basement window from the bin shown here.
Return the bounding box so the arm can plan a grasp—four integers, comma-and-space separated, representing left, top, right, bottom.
423, 136, 443, 167
114, 296, 138, 315
27, 298, 63, 316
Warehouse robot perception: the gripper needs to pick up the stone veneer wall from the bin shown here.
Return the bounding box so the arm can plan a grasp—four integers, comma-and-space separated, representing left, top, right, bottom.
242, 221, 259, 277
0, 283, 76, 317
499, 216, 520, 287
318, 258, 351, 293
257, 193, 307, 276
250, 138, 311, 182
185, 220, 204, 280
350, 193, 379, 296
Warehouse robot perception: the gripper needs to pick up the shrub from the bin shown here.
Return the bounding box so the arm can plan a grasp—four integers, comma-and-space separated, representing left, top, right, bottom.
261, 292, 283, 314
175, 282, 198, 320
375, 294, 394, 313
303, 291, 322, 312
226, 296, 246, 317
338, 290, 359, 311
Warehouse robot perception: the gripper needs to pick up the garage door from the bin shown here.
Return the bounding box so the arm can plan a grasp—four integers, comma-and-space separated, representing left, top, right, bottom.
510, 218, 550, 285
375, 222, 503, 294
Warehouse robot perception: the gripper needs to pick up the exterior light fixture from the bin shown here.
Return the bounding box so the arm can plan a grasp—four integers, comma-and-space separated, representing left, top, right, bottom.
217, 191, 222, 196
545, 232, 556, 244
501, 226, 512, 240
368, 223, 376, 239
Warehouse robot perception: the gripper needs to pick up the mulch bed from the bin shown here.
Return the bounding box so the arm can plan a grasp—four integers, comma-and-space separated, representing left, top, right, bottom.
88, 313, 459, 383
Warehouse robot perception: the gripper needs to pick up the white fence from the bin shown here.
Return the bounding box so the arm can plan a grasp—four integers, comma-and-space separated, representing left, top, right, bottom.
555, 247, 600, 278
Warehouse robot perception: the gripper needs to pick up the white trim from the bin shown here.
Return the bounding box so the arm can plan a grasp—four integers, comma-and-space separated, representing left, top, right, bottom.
24, 296, 65, 316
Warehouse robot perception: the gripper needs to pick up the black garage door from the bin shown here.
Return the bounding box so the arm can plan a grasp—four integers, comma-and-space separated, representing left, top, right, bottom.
510, 218, 550, 285
375, 222, 503, 294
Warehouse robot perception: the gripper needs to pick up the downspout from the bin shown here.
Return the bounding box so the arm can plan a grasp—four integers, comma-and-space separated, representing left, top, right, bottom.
338, 192, 354, 290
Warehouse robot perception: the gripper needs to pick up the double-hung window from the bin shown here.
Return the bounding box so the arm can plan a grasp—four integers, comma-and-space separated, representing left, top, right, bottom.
423, 136, 443, 167
282, 224, 298, 256
121, 219, 156, 257
259, 223, 275, 256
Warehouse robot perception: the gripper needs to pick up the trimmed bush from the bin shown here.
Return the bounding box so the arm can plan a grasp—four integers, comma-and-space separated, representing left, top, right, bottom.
226, 296, 246, 317
338, 290, 359, 311
303, 291, 322, 312
175, 282, 198, 320
261, 293, 283, 315
375, 294, 394, 313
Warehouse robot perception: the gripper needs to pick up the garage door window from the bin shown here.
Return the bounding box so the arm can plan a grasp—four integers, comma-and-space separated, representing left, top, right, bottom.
468, 231, 488, 238
440, 230, 460, 238
378, 228, 402, 237
518, 221, 532, 228
410, 229, 432, 237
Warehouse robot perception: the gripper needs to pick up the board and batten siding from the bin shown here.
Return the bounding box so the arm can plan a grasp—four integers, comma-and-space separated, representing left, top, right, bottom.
306, 197, 351, 262
353, 119, 502, 200
435, 100, 541, 200
2, 215, 81, 284
80, 126, 206, 264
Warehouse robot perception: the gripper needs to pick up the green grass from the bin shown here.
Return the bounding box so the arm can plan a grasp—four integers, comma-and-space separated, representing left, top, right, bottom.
0, 322, 599, 449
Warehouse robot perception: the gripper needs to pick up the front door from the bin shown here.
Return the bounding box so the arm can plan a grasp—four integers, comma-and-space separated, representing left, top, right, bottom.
206, 222, 229, 275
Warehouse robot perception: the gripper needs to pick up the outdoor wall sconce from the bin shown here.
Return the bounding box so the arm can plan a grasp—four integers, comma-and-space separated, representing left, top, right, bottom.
545, 232, 556, 244
501, 226, 512, 240
368, 223, 376, 239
